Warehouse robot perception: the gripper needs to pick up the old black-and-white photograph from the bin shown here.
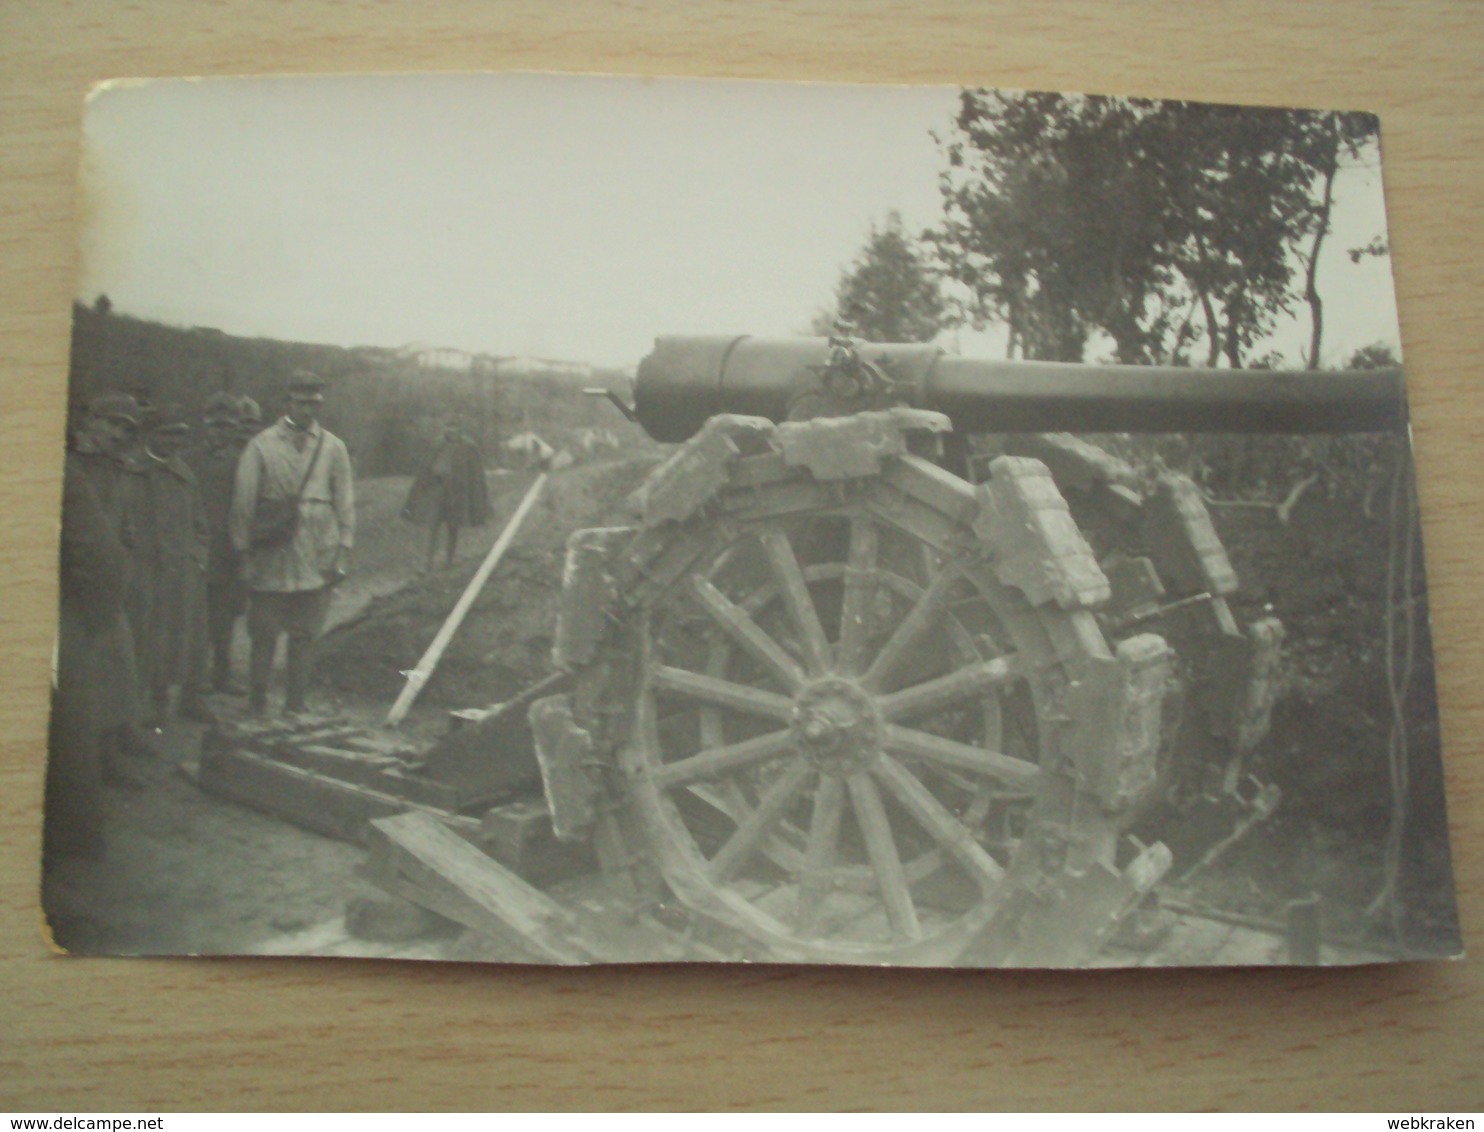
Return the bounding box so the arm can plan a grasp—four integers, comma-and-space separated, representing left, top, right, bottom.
43, 73, 1461, 967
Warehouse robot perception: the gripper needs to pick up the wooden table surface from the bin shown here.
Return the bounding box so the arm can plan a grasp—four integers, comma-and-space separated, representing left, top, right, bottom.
3, 1, 1481, 1111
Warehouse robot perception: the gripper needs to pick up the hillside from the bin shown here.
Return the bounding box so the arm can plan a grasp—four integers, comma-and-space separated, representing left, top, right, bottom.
65, 302, 650, 476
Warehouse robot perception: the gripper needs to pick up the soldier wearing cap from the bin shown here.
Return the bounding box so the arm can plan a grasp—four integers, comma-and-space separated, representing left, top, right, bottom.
71, 395, 162, 768
234, 394, 262, 443
184, 392, 253, 694
74, 393, 142, 529
45, 394, 152, 854
402, 418, 492, 572
128, 404, 212, 725
47, 438, 131, 858
229, 371, 355, 716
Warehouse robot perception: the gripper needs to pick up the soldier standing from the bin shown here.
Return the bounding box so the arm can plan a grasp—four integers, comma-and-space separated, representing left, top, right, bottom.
401, 419, 492, 572
128, 405, 213, 726
184, 393, 252, 694
229, 372, 355, 717
46, 394, 151, 857
70, 394, 155, 780
46, 446, 131, 859
235, 394, 262, 443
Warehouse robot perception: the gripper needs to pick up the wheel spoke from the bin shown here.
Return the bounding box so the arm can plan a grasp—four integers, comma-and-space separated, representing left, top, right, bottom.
879, 654, 1021, 721
873, 755, 1005, 887
758, 529, 832, 675
846, 773, 922, 940
883, 724, 1040, 790
707, 762, 813, 883
835, 518, 880, 676
690, 575, 806, 692
651, 665, 795, 722
795, 774, 847, 935
861, 569, 955, 692
649, 729, 796, 789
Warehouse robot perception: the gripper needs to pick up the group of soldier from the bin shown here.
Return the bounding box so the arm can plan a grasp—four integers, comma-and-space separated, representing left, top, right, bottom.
47, 372, 356, 861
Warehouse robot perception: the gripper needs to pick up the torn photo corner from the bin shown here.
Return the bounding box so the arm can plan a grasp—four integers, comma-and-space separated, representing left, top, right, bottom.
43, 71, 1460, 968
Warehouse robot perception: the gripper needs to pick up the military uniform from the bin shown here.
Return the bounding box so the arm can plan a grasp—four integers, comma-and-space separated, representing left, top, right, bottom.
184, 395, 251, 691
402, 427, 491, 569
45, 451, 129, 859
229, 375, 354, 714
71, 444, 146, 736
126, 413, 210, 722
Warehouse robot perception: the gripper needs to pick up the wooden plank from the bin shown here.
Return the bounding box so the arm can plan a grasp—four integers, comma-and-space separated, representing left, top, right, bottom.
860, 479, 971, 553
329, 732, 425, 757
1210, 925, 1286, 966
880, 453, 980, 523
198, 745, 477, 845
1142, 915, 1238, 967
269, 743, 463, 811
479, 797, 600, 886
387, 471, 550, 726
719, 478, 839, 521
728, 450, 803, 489
417, 711, 547, 810
367, 811, 599, 964
199, 745, 407, 842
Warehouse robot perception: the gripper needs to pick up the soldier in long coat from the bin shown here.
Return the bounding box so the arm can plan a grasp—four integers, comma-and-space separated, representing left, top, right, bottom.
230, 373, 355, 717
401, 420, 492, 571
127, 406, 212, 725
184, 393, 252, 693
69, 394, 153, 781
46, 444, 130, 860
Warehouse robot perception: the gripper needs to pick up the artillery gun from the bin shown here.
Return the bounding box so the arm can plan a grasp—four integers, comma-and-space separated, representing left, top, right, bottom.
515, 334, 1406, 967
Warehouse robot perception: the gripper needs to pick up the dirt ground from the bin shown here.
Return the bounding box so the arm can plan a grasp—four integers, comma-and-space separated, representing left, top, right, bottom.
37, 446, 1463, 963
41, 718, 374, 956
41, 456, 662, 958
316, 455, 660, 707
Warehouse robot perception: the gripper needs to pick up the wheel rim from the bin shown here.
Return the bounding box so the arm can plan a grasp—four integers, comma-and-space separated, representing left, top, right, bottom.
622, 509, 1051, 964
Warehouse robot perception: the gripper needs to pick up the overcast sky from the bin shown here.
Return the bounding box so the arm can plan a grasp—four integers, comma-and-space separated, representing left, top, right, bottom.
78, 72, 1402, 371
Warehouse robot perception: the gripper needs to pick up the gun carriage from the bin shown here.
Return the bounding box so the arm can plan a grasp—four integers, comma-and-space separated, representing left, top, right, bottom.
515, 335, 1405, 966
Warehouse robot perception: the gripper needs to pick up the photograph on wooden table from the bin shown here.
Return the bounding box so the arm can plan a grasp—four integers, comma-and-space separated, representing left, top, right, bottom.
42, 71, 1461, 969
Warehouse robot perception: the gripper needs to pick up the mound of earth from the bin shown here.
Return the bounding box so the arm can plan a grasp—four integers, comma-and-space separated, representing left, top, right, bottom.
316, 454, 661, 709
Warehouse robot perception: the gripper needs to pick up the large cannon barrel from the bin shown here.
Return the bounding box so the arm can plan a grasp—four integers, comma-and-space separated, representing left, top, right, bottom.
633, 335, 1407, 443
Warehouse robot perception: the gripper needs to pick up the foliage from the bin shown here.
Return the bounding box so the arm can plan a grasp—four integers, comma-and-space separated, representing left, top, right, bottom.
929, 90, 1379, 367
1089, 341, 1405, 507
822, 211, 945, 343
1346, 341, 1400, 370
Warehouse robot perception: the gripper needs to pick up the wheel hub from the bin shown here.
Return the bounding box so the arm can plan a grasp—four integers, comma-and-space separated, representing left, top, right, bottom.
791, 677, 883, 775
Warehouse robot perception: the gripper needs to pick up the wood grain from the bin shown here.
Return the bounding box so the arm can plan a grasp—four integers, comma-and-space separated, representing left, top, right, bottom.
2, 0, 1480, 1111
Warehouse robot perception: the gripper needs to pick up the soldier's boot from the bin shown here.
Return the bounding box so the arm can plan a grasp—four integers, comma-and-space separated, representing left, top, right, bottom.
114, 722, 158, 762
178, 689, 218, 725
211, 645, 244, 696
247, 636, 273, 717
99, 728, 149, 790
283, 636, 313, 717
142, 688, 169, 731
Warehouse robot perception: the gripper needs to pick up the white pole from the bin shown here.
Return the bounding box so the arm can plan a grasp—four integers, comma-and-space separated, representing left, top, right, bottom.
385, 471, 550, 727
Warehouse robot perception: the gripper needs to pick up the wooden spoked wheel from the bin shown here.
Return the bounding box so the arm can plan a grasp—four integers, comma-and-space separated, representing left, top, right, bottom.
619, 507, 1058, 965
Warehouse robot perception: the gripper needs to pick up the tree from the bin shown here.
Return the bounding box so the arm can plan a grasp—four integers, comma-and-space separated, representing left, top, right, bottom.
1289, 110, 1384, 367
930, 92, 1173, 362
1346, 342, 1400, 371
929, 90, 1378, 367
825, 211, 944, 343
